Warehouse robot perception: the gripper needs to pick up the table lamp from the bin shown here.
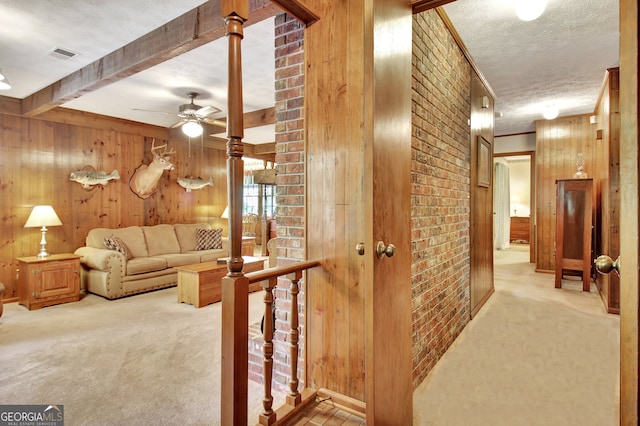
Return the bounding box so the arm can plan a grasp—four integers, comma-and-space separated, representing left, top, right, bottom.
24, 205, 62, 258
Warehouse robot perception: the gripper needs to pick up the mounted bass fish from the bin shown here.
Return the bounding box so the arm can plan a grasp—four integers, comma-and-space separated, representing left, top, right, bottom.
177, 177, 214, 192
70, 169, 120, 189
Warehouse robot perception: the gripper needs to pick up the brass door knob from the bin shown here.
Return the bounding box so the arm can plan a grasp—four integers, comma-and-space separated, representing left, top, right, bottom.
376, 241, 396, 259
594, 255, 620, 276
355, 243, 365, 256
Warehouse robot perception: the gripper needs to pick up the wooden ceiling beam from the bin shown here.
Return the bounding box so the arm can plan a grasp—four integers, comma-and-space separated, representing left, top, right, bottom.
202, 136, 276, 161
21, 0, 281, 118
35, 107, 171, 139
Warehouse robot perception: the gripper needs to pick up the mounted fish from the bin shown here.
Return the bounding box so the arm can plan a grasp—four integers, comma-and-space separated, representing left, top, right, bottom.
70, 168, 120, 189
177, 177, 214, 192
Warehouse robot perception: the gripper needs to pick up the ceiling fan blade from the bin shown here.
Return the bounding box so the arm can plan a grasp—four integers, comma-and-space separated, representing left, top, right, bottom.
169, 119, 186, 129
201, 117, 227, 127
195, 105, 222, 118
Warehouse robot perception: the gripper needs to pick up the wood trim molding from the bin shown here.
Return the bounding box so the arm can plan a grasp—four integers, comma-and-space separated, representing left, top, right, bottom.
271, 0, 319, 26
0, 96, 21, 115
412, 0, 457, 14
26, 107, 171, 139
20, 0, 280, 117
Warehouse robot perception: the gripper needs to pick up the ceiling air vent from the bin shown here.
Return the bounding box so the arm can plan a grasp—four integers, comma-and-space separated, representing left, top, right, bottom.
46, 47, 79, 61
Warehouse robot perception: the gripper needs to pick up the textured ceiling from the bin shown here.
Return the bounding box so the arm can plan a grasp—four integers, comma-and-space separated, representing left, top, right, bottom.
0, 0, 620, 140
443, 0, 619, 135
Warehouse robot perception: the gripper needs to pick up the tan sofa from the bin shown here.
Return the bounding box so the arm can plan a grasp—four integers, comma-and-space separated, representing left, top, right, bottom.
74, 223, 228, 299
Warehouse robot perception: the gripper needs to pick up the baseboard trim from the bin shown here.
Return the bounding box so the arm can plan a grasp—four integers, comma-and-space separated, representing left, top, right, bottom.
316, 388, 366, 418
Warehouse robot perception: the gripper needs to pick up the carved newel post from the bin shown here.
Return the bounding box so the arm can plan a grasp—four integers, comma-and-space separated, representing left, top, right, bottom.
220, 1, 249, 425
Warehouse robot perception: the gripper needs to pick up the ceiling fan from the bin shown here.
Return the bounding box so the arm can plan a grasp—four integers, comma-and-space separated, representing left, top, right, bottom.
134, 91, 225, 137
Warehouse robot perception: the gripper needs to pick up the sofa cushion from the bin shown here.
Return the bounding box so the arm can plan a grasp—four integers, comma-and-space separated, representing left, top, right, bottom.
126, 257, 167, 275
188, 248, 228, 263
195, 228, 223, 250
174, 223, 211, 253
103, 235, 132, 260
142, 225, 181, 257
87, 226, 149, 258
152, 253, 200, 268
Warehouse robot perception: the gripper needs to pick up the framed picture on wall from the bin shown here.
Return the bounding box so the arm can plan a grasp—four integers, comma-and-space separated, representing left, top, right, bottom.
477, 136, 491, 187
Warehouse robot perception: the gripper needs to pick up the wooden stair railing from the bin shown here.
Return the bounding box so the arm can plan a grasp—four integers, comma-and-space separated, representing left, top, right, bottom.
245, 260, 321, 425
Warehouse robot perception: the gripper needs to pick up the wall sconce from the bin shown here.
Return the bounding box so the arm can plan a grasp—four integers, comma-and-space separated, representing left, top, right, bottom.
481, 96, 490, 109
24, 205, 63, 258
589, 115, 597, 125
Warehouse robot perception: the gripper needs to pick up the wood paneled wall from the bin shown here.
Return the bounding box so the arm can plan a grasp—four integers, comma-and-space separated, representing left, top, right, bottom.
535, 114, 598, 273
303, 0, 368, 402
594, 68, 620, 313
0, 112, 228, 301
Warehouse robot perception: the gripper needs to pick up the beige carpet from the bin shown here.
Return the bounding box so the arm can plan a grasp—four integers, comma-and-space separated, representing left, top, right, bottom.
0, 288, 284, 425
413, 244, 620, 425
1, 244, 621, 425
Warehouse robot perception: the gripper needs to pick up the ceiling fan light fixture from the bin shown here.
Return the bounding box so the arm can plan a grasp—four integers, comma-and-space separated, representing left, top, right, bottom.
515, 0, 546, 22
182, 120, 203, 137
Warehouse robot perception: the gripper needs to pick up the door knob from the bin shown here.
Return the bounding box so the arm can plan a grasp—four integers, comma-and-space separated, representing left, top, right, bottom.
594, 255, 620, 276
355, 243, 365, 256
376, 241, 396, 259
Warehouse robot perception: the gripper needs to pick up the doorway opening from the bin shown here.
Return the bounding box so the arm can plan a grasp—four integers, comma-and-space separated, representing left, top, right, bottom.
493, 151, 535, 264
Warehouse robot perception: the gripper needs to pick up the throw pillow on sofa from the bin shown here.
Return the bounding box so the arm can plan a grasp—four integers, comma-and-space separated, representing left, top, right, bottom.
104, 235, 132, 259
195, 228, 223, 250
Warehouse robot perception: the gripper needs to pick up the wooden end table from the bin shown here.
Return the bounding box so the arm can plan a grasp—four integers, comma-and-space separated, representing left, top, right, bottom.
16, 253, 81, 310
176, 256, 265, 308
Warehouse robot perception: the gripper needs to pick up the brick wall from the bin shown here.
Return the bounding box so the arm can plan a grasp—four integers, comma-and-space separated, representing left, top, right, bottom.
251, 9, 473, 393
411, 10, 472, 387
248, 13, 306, 392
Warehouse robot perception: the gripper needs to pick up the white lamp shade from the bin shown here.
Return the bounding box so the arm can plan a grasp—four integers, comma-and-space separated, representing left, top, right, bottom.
24, 205, 63, 228
182, 120, 203, 137
221, 206, 229, 219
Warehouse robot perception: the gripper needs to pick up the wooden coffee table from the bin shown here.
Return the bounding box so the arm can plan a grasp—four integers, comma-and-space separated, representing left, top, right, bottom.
176, 256, 265, 308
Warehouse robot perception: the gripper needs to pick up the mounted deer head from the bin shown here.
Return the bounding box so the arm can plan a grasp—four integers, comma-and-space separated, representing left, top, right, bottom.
129, 139, 176, 199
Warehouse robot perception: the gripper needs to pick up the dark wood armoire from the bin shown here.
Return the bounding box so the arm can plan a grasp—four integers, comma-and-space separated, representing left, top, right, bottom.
555, 178, 594, 291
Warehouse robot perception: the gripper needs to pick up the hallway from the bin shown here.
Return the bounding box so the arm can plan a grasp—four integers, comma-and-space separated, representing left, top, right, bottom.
412, 243, 620, 425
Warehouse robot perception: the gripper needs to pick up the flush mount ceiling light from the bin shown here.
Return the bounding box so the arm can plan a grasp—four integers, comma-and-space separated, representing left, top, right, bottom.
543, 105, 559, 120
182, 120, 203, 137
0, 68, 11, 90
515, 0, 547, 21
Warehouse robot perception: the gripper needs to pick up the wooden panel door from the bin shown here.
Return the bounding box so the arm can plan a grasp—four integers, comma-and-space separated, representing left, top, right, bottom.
617, 0, 638, 422
470, 71, 495, 318
364, 1, 413, 423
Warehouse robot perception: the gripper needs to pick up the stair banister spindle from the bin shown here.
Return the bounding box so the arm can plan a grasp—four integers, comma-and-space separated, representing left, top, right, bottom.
287, 270, 302, 406
259, 277, 277, 425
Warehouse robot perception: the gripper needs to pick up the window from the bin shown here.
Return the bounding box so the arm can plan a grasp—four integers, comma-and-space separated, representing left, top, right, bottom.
243, 158, 276, 218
